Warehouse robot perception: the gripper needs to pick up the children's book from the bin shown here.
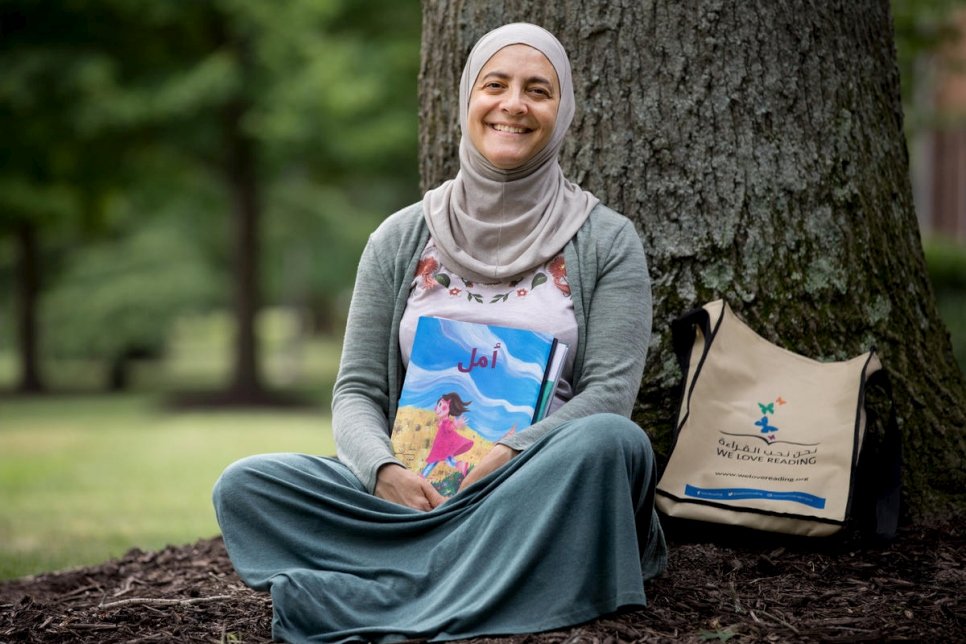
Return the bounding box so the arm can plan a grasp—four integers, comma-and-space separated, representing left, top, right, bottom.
391, 316, 568, 496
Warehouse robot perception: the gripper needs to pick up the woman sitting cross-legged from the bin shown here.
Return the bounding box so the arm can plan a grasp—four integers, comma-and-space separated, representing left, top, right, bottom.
213, 22, 667, 642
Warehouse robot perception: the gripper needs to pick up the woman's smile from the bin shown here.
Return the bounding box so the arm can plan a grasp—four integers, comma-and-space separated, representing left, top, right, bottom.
488, 122, 533, 134
468, 44, 560, 170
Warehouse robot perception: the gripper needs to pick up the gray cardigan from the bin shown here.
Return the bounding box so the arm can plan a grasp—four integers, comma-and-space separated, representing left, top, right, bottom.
332, 202, 652, 492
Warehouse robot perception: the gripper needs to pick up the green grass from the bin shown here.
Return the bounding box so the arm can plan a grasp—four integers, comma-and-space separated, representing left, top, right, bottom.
0, 394, 334, 581
0, 308, 342, 581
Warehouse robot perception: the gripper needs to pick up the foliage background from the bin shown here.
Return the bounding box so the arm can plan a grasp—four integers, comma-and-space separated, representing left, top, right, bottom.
0, 0, 422, 389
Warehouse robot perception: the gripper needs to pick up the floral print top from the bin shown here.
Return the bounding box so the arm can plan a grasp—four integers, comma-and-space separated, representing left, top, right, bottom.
399, 238, 578, 413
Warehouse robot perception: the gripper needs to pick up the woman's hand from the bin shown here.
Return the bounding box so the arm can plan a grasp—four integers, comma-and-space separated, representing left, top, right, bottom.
458, 444, 519, 492
375, 463, 445, 511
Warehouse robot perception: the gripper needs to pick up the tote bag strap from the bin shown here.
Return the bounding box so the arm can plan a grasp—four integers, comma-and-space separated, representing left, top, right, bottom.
670, 305, 723, 439
856, 368, 902, 540
671, 306, 712, 377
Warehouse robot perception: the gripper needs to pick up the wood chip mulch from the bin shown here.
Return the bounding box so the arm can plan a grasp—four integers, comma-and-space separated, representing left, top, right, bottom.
1, 521, 963, 643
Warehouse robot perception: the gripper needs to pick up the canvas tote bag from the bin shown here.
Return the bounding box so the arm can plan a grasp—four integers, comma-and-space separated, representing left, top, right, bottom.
656, 300, 900, 538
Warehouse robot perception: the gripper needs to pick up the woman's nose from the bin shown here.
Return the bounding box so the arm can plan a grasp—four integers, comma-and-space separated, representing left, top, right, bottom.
500, 88, 527, 114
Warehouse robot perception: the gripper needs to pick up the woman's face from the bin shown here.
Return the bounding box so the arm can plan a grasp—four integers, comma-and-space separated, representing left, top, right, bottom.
467, 44, 560, 170
435, 398, 451, 417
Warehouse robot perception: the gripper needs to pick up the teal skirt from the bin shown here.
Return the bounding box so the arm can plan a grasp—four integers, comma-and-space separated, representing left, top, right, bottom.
212, 413, 667, 643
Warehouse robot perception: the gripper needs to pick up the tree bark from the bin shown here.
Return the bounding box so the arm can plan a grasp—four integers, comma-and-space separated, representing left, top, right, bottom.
14, 220, 43, 393
419, 0, 966, 519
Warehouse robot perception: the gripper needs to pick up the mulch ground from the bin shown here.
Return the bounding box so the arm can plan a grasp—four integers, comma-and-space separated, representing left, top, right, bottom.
1, 520, 963, 643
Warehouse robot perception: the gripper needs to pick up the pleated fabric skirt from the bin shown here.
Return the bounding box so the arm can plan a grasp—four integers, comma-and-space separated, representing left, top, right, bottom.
212, 413, 667, 643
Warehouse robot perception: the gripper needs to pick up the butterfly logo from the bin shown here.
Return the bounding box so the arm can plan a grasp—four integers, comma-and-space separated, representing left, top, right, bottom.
755, 416, 780, 434
776, 396, 787, 406
758, 402, 775, 415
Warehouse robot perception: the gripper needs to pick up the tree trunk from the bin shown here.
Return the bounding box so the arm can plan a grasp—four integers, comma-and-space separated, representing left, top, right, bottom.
223, 93, 264, 402
14, 220, 43, 393
419, 0, 966, 520
108, 354, 129, 392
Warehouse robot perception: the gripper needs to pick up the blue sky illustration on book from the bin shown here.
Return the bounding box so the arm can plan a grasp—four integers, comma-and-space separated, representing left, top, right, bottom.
400, 316, 554, 442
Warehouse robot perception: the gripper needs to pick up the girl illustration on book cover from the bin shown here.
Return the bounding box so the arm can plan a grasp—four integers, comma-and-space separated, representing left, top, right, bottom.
420, 392, 474, 479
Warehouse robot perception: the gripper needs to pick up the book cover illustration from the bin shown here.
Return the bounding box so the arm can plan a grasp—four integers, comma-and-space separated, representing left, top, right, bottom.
392, 316, 564, 496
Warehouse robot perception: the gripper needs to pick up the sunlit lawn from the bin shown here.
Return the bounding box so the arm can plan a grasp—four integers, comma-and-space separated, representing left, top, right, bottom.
0, 310, 340, 581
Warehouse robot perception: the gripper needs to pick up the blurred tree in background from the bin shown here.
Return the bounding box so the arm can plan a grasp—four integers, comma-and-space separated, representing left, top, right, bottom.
0, 0, 139, 392
893, 0, 966, 369
0, 0, 420, 398
893, 0, 966, 131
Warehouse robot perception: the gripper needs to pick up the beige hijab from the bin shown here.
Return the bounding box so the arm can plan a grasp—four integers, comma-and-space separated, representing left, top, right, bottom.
422, 23, 599, 283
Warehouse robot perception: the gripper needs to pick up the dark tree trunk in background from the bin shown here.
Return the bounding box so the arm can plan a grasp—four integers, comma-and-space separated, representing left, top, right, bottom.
14, 221, 43, 393
223, 93, 264, 402
419, 1, 966, 520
